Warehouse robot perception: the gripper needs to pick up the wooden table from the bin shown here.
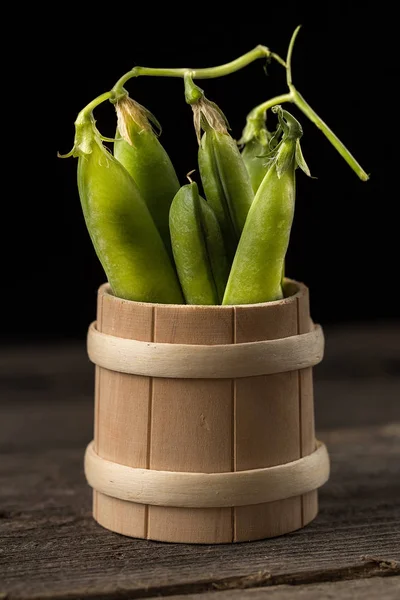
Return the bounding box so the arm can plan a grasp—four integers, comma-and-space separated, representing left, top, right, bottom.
1, 324, 399, 599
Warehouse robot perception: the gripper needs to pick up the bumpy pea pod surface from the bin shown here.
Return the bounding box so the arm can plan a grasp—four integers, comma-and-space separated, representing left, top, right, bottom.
223, 109, 310, 305
198, 128, 254, 261
77, 117, 183, 304
170, 182, 230, 304
114, 96, 180, 257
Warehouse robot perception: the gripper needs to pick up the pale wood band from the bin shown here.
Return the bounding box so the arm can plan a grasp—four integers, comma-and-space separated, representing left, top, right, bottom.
87, 321, 324, 379
85, 441, 329, 508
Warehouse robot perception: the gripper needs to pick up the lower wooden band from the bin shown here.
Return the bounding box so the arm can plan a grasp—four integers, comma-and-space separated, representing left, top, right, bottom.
85, 441, 329, 508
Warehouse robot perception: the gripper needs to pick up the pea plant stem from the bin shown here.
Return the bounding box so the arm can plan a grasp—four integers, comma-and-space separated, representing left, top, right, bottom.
286, 25, 301, 88
77, 46, 285, 119
290, 89, 369, 181
249, 93, 294, 118
112, 46, 286, 97
249, 27, 369, 181
76, 92, 114, 123
249, 89, 369, 181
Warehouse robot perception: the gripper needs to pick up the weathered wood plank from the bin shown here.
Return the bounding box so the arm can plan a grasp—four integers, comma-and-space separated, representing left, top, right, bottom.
167, 576, 400, 599
1, 425, 399, 598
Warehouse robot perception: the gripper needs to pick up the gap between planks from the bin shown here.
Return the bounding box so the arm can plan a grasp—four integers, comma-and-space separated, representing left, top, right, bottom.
144, 305, 156, 540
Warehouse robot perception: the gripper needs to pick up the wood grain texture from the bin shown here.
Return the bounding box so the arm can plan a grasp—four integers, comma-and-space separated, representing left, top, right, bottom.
234, 298, 302, 541
0, 326, 399, 599
1, 426, 399, 598
297, 285, 318, 527
89, 281, 321, 542
166, 577, 400, 599
84, 441, 329, 507
149, 304, 234, 543
1, 323, 398, 439
87, 320, 324, 378
94, 284, 153, 539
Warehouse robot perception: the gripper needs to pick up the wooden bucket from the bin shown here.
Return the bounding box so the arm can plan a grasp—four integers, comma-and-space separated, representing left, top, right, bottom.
84, 279, 329, 543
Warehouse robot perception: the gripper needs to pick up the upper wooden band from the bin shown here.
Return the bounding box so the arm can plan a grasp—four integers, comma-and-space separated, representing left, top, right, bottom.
84, 441, 329, 508
87, 321, 324, 379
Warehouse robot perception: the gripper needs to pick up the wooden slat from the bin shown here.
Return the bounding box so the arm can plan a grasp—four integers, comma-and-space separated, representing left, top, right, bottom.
94, 285, 153, 539
234, 298, 302, 541
92, 285, 102, 523
297, 285, 318, 526
149, 305, 234, 543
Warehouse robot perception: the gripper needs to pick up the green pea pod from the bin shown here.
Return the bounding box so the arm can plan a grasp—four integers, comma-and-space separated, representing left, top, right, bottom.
200, 190, 231, 302
241, 138, 271, 193
170, 182, 230, 305
198, 127, 254, 260
72, 115, 183, 304
198, 130, 236, 261
114, 96, 180, 256
184, 76, 254, 261
223, 108, 311, 305
239, 111, 282, 193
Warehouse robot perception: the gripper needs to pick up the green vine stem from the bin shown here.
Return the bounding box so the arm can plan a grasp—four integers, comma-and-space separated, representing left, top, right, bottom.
247, 93, 294, 120
285, 25, 299, 89
69, 47, 286, 117
248, 27, 369, 181
76, 91, 114, 123
112, 46, 286, 99
290, 89, 369, 181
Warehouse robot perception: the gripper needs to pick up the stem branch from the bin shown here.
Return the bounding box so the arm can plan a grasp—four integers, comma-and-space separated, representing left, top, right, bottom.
76, 91, 114, 123
112, 46, 286, 96
250, 92, 294, 119
283, 25, 369, 180
291, 89, 369, 181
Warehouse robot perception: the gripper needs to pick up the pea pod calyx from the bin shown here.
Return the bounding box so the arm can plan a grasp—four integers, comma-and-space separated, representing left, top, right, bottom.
115, 95, 162, 143
58, 112, 103, 160
271, 106, 311, 179
184, 74, 230, 143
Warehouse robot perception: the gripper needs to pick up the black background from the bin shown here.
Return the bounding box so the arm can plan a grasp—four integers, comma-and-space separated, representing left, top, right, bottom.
8, 6, 397, 342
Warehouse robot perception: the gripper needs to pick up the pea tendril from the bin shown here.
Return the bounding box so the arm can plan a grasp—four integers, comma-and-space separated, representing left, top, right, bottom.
286, 25, 301, 89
